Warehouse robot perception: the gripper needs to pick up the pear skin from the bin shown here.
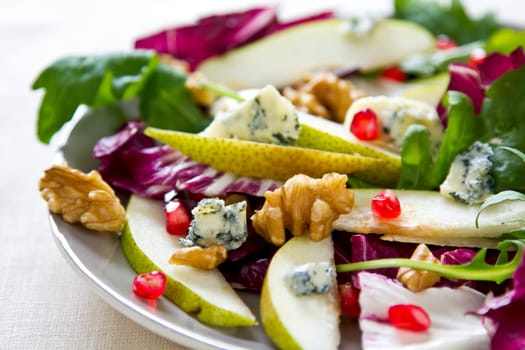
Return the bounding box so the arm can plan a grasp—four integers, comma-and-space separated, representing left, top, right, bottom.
145, 127, 386, 181
122, 194, 257, 326
197, 19, 435, 89
260, 235, 340, 350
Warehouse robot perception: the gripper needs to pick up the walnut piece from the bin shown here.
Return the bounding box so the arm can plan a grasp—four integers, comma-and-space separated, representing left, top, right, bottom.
185, 72, 217, 107
169, 245, 227, 270
39, 165, 125, 232
283, 72, 365, 123
252, 173, 354, 246
283, 87, 330, 119
397, 244, 441, 292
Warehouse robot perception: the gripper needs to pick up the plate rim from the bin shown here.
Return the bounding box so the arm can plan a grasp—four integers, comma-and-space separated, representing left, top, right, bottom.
47, 127, 270, 350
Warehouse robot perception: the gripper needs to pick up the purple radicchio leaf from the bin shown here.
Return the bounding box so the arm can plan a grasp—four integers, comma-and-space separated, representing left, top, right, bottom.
134, 7, 278, 70
266, 11, 334, 34
134, 7, 333, 70
219, 258, 271, 292
438, 47, 525, 126
437, 248, 479, 289
93, 121, 156, 167
479, 47, 525, 87
93, 121, 281, 199
341, 234, 416, 288
475, 254, 525, 350
445, 63, 485, 114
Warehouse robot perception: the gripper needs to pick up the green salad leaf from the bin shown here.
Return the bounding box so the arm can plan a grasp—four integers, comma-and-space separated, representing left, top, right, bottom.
139, 64, 210, 132
394, 0, 501, 44
475, 146, 525, 227
486, 28, 525, 54
32, 51, 209, 144
400, 41, 483, 77
337, 239, 525, 284
397, 91, 486, 189
482, 66, 525, 193
398, 65, 525, 193
397, 124, 433, 189
475, 190, 525, 228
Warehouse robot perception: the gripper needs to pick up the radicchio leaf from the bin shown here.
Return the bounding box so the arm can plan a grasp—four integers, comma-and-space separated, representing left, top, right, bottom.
438, 47, 525, 125
479, 47, 525, 87
475, 253, 525, 350
93, 121, 281, 198
134, 6, 333, 70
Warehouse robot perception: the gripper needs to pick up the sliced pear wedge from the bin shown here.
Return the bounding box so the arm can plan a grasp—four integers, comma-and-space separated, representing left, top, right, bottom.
122, 194, 256, 326
198, 18, 435, 89
296, 122, 400, 187
260, 235, 340, 350
398, 72, 450, 107
145, 127, 385, 181
352, 72, 450, 108
333, 189, 525, 246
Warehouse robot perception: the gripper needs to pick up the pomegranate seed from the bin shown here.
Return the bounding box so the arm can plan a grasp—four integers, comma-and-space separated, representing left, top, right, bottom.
468, 48, 487, 68
371, 189, 401, 219
349, 108, 379, 141
388, 304, 431, 332
380, 66, 406, 82
132, 271, 167, 299
436, 35, 457, 50
164, 199, 191, 235
338, 283, 361, 318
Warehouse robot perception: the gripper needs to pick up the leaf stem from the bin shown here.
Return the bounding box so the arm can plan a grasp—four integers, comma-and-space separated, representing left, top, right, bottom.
200, 80, 244, 102
336, 240, 525, 284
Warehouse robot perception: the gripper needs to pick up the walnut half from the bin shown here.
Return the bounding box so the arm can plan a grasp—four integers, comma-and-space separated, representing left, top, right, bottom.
39, 165, 125, 232
284, 72, 365, 123
252, 173, 354, 246
169, 245, 227, 270
397, 244, 441, 292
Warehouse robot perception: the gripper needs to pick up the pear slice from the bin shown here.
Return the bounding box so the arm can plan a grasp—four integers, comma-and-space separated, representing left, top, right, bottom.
260, 235, 340, 350
296, 121, 400, 187
145, 127, 385, 181
121, 194, 256, 326
197, 19, 435, 89
398, 72, 450, 107
352, 72, 450, 108
333, 189, 525, 245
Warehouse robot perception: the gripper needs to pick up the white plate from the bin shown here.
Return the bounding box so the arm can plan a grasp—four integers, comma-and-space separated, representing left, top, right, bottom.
48, 105, 361, 350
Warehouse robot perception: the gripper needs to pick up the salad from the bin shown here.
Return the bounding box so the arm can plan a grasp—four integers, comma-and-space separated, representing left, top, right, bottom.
35, 1, 525, 349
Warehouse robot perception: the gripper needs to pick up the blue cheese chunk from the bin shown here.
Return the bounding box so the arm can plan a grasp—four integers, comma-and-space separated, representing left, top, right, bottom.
344, 96, 443, 157
202, 85, 301, 145
285, 262, 336, 297
179, 198, 247, 251
440, 141, 495, 204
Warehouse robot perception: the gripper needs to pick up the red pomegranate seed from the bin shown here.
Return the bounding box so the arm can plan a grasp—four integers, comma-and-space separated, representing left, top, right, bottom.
338, 283, 361, 318
164, 199, 191, 235
132, 271, 167, 299
468, 48, 487, 68
436, 35, 457, 50
349, 108, 379, 141
371, 189, 401, 219
388, 304, 431, 332
381, 66, 406, 81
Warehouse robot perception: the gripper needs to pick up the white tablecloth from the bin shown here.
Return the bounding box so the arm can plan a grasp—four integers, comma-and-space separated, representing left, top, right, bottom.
0, 1, 521, 349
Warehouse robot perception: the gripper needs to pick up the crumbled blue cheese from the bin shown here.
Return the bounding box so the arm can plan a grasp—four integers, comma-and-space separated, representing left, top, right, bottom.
179, 198, 247, 251
440, 141, 495, 204
202, 85, 301, 145
285, 262, 336, 297
344, 96, 443, 157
